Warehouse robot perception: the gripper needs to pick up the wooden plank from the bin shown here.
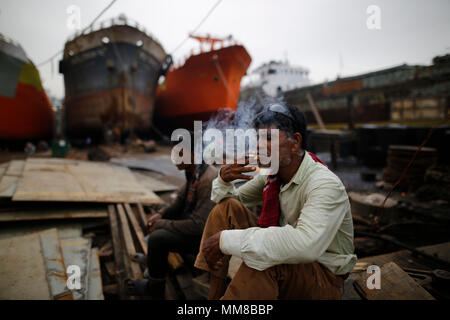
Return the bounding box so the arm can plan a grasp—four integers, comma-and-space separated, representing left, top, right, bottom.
124, 203, 147, 255
0, 231, 52, 299
133, 171, 178, 192
0, 220, 103, 241
87, 248, 104, 300
107, 205, 127, 299
116, 204, 142, 280
357, 242, 450, 272
306, 93, 326, 131
104, 261, 116, 277
13, 158, 163, 204
132, 203, 182, 270
0, 206, 108, 222
6, 160, 25, 176
111, 156, 186, 180
0, 160, 24, 197
0, 175, 19, 197
0, 166, 6, 178
355, 262, 434, 300
136, 203, 148, 230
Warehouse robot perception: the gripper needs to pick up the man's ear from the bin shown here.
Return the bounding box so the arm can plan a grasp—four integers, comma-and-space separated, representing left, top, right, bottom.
292, 133, 303, 150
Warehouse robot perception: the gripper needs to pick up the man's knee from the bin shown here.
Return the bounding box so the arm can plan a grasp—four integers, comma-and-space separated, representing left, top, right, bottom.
211, 198, 243, 217
147, 229, 171, 250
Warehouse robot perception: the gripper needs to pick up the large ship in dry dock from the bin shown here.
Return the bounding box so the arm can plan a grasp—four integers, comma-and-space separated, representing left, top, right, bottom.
59, 15, 169, 139
0, 34, 53, 140
155, 34, 251, 130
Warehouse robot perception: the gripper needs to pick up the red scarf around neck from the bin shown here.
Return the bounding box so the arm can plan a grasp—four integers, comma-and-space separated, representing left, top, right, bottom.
257, 152, 326, 228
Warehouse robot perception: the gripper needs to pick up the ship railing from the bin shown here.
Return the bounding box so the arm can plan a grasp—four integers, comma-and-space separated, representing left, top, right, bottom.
171, 38, 240, 70
67, 15, 162, 47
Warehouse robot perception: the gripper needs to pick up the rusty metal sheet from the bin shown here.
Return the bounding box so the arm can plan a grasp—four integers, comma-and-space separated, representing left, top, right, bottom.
0, 206, 108, 222
61, 237, 91, 300
0, 160, 26, 198
354, 262, 434, 300
87, 247, 104, 300
111, 156, 186, 180
0, 231, 52, 299
0, 175, 19, 197
6, 160, 25, 176
0, 221, 86, 241
132, 171, 178, 192
39, 229, 73, 300
12, 158, 163, 204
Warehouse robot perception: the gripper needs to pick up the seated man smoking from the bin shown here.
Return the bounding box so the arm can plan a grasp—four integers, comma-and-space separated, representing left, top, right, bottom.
194, 103, 356, 300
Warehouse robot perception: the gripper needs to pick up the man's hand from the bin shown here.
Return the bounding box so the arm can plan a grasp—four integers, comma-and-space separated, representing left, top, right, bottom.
147, 213, 162, 233
202, 231, 224, 271
220, 158, 256, 183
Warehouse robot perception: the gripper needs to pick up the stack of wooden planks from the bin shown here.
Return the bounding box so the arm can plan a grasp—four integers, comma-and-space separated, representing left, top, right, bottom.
0, 158, 163, 204
0, 157, 166, 300
106, 203, 184, 299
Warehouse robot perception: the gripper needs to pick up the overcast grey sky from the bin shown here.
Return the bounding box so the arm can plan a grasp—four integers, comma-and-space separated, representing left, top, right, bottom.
1, 0, 449, 99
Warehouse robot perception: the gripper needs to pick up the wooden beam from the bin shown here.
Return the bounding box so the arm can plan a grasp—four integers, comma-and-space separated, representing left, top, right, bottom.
132, 204, 183, 270
136, 203, 148, 231
107, 205, 127, 299
124, 203, 147, 255
116, 204, 142, 280
306, 93, 326, 131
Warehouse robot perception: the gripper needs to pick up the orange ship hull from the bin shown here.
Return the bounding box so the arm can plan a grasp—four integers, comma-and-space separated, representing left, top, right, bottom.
0, 38, 54, 140
0, 82, 53, 140
155, 45, 251, 129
